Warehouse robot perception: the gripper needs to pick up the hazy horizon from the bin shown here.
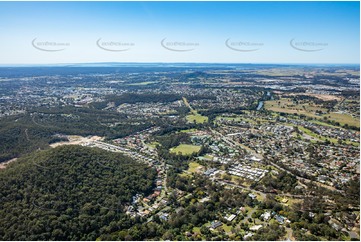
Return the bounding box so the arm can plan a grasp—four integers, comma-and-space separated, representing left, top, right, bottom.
0, 62, 360, 67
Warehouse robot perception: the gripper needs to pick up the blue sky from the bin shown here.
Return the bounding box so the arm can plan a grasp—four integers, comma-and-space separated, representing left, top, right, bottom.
0, 1, 359, 64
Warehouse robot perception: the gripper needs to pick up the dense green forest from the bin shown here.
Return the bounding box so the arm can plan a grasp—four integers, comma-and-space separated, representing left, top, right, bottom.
0, 106, 153, 162
0, 145, 157, 240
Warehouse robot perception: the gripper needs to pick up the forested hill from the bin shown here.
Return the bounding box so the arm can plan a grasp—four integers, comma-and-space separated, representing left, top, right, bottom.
0, 145, 157, 240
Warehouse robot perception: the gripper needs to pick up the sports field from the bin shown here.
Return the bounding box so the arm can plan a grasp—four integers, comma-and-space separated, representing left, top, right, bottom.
169, 144, 201, 155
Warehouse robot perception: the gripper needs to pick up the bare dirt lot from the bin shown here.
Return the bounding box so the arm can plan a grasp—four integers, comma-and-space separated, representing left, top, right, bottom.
0, 158, 18, 169
50, 135, 104, 148
287, 93, 342, 101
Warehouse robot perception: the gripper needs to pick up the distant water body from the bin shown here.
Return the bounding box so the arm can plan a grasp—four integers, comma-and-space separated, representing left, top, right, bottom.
256, 101, 264, 110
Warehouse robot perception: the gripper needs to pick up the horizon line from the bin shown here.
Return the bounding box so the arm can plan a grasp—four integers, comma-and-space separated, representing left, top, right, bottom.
0, 62, 360, 67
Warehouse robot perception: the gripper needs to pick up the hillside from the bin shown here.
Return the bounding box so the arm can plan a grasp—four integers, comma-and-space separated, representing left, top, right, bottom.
0, 145, 157, 240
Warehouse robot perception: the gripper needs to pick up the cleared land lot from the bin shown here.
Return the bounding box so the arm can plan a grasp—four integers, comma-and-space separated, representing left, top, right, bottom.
49, 135, 103, 148
180, 162, 203, 177
287, 93, 342, 101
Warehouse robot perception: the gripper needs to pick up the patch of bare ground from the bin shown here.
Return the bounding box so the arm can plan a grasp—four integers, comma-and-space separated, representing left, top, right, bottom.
0, 158, 17, 169
287, 93, 342, 101
50, 135, 104, 148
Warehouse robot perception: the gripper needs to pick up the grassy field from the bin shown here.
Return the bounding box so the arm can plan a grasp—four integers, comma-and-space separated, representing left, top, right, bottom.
186, 114, 208, 123
179, 128, 197, 133
193, 227, 201, 233
183, 96, 208, 124
188, 162, 202, 172
147, 141, 160, 149
169, 144, 201, 155
222, 224, 233, 233
204, 154, 214, 159
310, 120, 339, 128
265, 98, 360, 128
323, 112, 360, 127
297, 126, 338, 144
180, 162, 203, 177
265, 98, 327, 118
275, 195, 302, 207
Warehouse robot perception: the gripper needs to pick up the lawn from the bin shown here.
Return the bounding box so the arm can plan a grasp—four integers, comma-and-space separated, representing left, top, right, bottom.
169, 144, 201, 155
193, 227, 201, 233
188, 162, 202, 173
222, 224, 233, 233
297, 126, 338, 144
147, 141, 160, 149
186, 113, 208, 124
179, 128, 197, 133
204, 154, 214, 159
180, 162, 203, 177
183, 96, 208, 124
322, 112, 360, 128
310, 120, 339, 128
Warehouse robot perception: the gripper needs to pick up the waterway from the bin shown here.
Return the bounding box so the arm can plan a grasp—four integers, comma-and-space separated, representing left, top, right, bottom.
256, 101, 264, 110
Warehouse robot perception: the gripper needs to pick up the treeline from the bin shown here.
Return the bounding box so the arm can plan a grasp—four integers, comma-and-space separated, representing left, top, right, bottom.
0, 145, 157, 240
278, 112, 359, 131
199, 108, 247, 117
106, 93, 183, 106
251, 223, 285, 241
255, 171, 299, 193
154, 133, 209, 167
0, 106, 153, 162
156, 133, 191, 150
199, 108, 250, 123
91, 92, 217, 110
154, 123, 204, 136
102, 174, 257, 241
289, 95, 338, 110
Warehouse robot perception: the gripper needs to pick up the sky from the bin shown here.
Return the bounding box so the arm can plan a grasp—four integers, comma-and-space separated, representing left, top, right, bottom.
0, 1, 359, 65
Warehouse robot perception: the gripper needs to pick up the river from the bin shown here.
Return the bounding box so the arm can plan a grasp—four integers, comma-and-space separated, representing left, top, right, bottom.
256, 101, 264, 110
